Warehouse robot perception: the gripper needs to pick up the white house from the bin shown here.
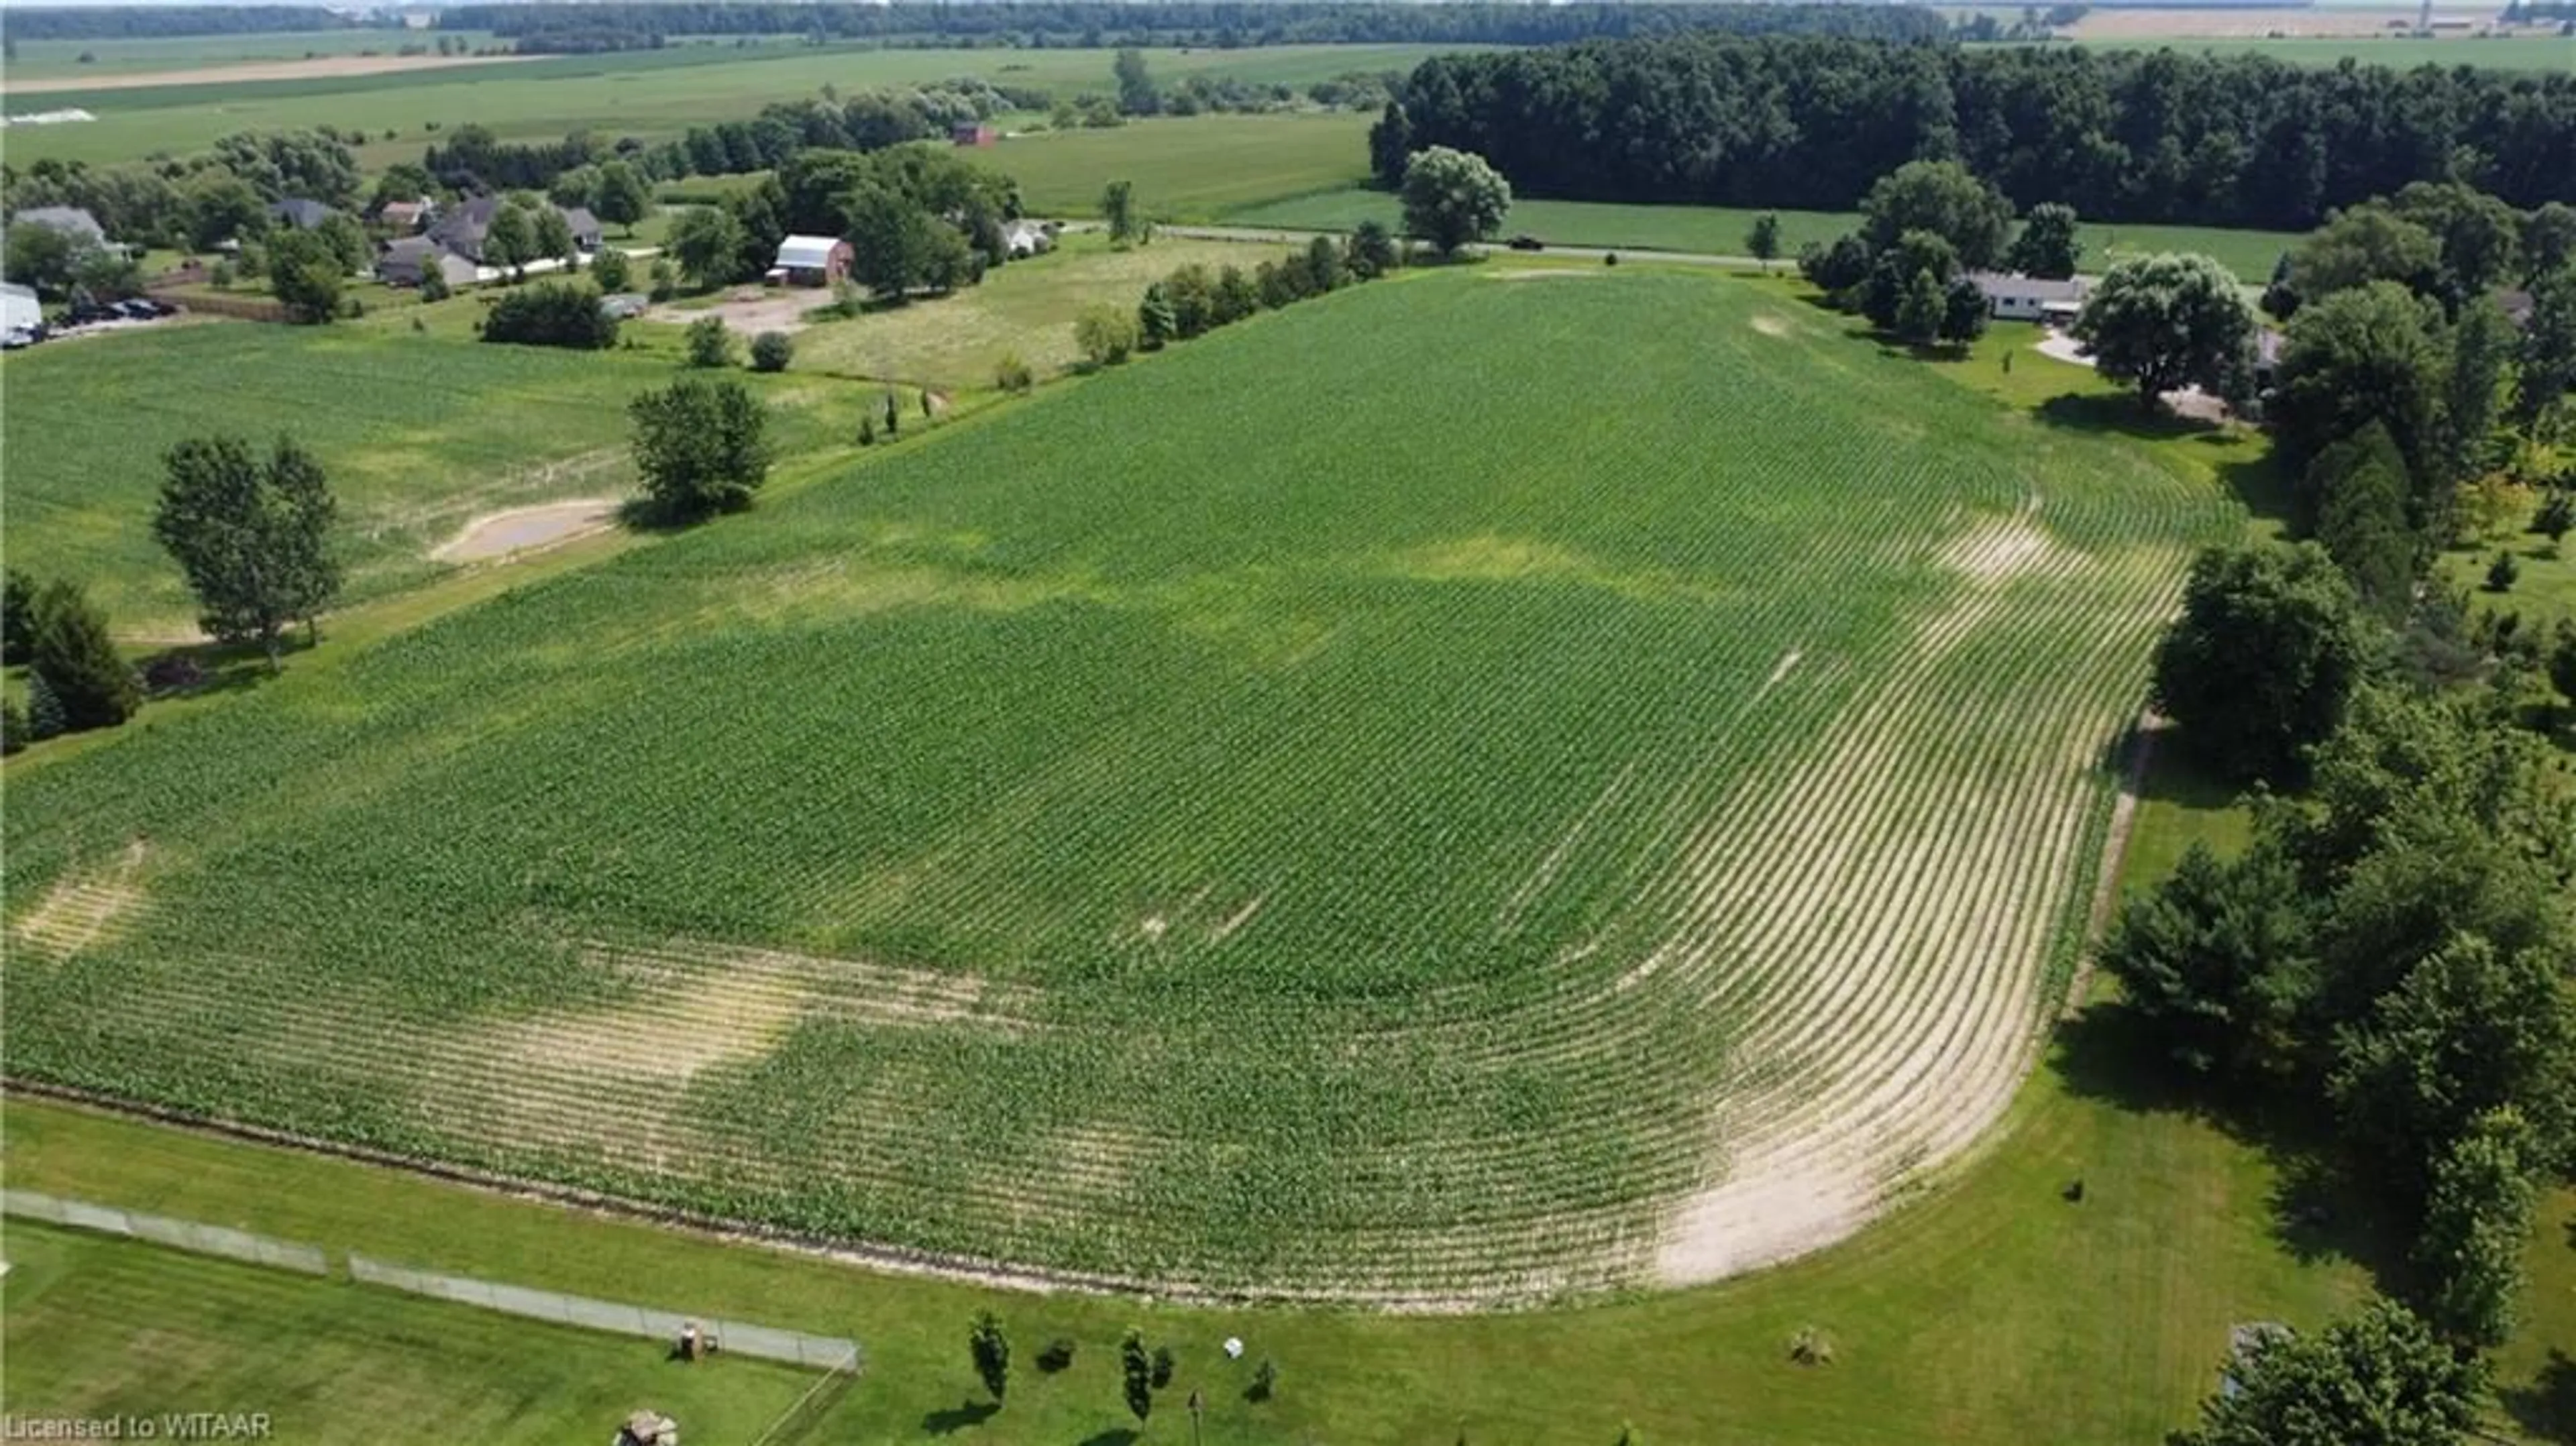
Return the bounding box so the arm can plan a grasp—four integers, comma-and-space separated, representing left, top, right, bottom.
1967, 272, 2088, 324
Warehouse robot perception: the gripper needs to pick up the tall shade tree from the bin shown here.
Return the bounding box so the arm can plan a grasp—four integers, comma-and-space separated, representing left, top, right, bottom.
2522, 202, 2576, 284
2151, 541, 2365, 785
2413, 1107, 2538, 1351
666, 205, 746, 290
152, 435, 342, 671
2269, 282, 2448, 522
629, 376, 771, 520
26, 579, 141, 732
1400, 146, 1511, 257
2098, 838, 2309, 1076
266, 229, 344, 325
1860, 160, 2013, 270
2287, 206, 2443, 312
2072, 252, 2254, 413
2440, 295, 2512, 487
2168, 1298, 2481, 1446
2004, 201, 2080, 279
483, 202, 536, 282
2518, 260, 2576, 425
594, 160, 652, 235
1113, 48, 1159, 116
532, 205, 577, 265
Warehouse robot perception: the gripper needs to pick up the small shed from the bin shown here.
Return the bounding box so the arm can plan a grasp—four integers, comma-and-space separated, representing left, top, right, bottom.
951, 122, 997, 147
771, 234, 853, 286
1967, 271, 2088, 324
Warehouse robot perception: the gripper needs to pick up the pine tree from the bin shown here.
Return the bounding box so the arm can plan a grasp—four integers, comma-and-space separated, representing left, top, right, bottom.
969, 1310, 1010, 1404
23, 670, 66, 742
1120, 1327, 1152, 1425
28, 579, 140, 732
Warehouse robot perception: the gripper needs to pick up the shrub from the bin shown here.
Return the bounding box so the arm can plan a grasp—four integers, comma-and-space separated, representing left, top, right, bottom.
749, 331, 794, 373
1788, 1326, 1835, 1366
858, 416, 875, 447
1075, 304, 1138, 367
2485, 551, 2520, 592
1, 697, 27, 755
24, 671, 66, 742
685, 315, 735, 368
1249, 1356, 1279, 1402
1605, 252, 1620, 267
994, 352, 1034, 394
1036, 1338, 1076, 1373
419, 270, 451, 302
483, 282, 618, 350
1150, 1345, 1175, 1390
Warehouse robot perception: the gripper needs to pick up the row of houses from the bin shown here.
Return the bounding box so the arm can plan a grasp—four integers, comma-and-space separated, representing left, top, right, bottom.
376, 197, 606, 287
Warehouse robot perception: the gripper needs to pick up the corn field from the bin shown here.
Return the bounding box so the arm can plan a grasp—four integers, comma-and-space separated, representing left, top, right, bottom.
2, 273, 2235, 1303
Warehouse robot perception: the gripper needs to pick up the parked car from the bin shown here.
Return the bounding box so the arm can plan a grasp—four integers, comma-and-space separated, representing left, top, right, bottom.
1507, 234, 1545, 252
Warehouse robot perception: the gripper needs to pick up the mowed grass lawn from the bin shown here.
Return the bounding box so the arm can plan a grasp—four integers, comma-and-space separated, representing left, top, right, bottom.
793, 231, 1309, 392
0, 1223, 853, 1445
1225, 189, 2301, 281
0, 317, 846, 630
0, 44, 1446, 170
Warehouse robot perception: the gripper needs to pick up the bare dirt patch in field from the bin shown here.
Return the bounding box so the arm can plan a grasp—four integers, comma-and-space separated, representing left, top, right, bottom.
3, 52, 541, 94
7, 839, 150, 960
2064, 6, 2482, 37
645, 290, 825, 337
1749, 314, 1792, 337
433, 499, 620, 563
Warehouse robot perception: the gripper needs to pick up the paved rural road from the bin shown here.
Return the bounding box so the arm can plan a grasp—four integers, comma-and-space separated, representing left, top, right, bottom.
1141, 223, 1774, 271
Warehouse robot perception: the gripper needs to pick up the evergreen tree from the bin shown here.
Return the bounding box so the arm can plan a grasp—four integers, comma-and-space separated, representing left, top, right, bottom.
969, 1310, 1010, 1403
2308, 423, 2420, 618
23, 670, 67, 742
1746, 212, 1780, 272
1894, 266, 1946, 345
1138, 281, 1177, 349
1120, 1327, 1152, 1425
28, 579, 141, 732
1, 567, 36, 666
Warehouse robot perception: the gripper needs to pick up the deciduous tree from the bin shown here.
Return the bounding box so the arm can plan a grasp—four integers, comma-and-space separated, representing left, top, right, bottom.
2005, 201, 2080, 279
2073, 252, 2255, 413
1400, 146, 1511, 257
2413, 1107, 2537, 1351
629, 376, 771, 520
2169, 1298, 2481, 1446
152, 435, 342, 671
2271, 282, 2449, 520
594, 160, 652, 235
1861, 160, 2012, 270
1746, 212, 1780, 272
666, 205, 745, 290
266, 229, 344, 324
2151, 541, 2365, 784
2100, 839, 2310, 1076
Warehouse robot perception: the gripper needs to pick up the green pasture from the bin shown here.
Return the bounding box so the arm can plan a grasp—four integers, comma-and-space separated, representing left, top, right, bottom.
1223, 189, 2299, 281
972, 111, 1373, 217
0, 317, 844, 630
790, 230, 1307, 392
0, 44, 1448, 170
3, 270, 2229, 1300
0, 1222, 853, 1444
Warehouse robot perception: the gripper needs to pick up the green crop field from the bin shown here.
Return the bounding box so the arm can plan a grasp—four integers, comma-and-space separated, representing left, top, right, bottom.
0, 319, 842, 631
1223, 190, 2301, 282
2, 270, 2236, 1302
975, 112, 1374, 218
0, 44, 1451, 170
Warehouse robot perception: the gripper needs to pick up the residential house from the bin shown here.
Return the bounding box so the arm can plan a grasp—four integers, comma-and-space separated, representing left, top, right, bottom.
266, 197, 337, 231
768, 234, 853, 286
430, 196, 596, 263
1966, 271, 2088, 324
10, 205, 113, 252
951, 122, 997, 147
376, 236, 478, 289
376, 198, 437, 233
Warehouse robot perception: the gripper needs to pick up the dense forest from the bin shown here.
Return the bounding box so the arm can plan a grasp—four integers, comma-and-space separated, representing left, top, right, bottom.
0, 7, 383, 41
1377, 37, 2576, 231
438, 3, 1948, 54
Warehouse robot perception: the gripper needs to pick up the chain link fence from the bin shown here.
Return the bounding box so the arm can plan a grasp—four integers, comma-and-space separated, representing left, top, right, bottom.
347, 1254, 862, 1372
3, 1188, 329, 1275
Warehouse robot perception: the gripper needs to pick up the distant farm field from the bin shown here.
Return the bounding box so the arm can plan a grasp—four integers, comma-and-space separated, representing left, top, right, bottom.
973, 112, 1374, 219
2026, 33, 2575, 70
1224, 190, 2300, 282
0, 29, 505, 81
0, 44, 1453, 170
0, 321, 839, 630
2, 272, 2231, 1301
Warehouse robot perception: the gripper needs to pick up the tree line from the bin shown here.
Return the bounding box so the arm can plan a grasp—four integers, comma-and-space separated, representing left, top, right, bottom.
0, 6, 384, 40
442, 2, 1947, 53
1374, 36, 2576, 231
